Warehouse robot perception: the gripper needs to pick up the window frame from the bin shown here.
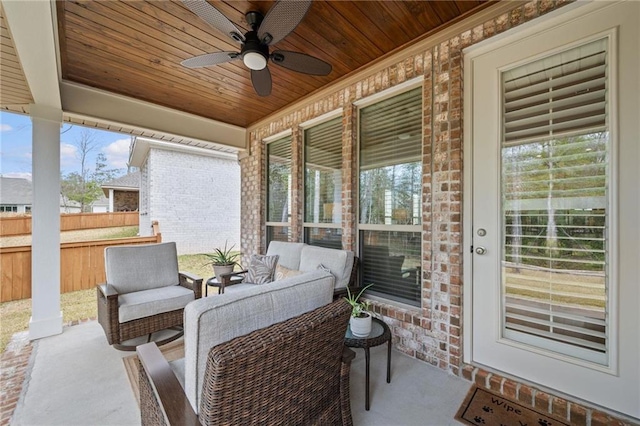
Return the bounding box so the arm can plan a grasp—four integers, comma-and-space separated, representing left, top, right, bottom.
301, 110, 344, 247
355, 78, 424, 306
265, 130, 293, 245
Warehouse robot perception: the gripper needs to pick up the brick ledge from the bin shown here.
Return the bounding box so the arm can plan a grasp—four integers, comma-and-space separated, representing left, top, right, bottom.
461, 364, 639, 426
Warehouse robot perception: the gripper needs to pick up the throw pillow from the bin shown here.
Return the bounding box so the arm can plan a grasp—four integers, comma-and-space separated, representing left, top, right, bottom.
247, 254, 279, 284
274, 264, 304, 281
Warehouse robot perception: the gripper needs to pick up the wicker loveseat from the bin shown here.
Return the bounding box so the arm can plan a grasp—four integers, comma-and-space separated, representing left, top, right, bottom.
136, 270, 354, 425
217, 241, 359, 299
97, 242, 203, 350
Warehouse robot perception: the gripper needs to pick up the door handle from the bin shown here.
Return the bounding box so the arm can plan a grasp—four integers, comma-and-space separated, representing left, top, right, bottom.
475, 246, 487, 255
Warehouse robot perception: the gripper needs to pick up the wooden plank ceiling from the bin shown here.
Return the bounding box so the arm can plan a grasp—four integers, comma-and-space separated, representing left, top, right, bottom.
0, 2, 33, 110
57, 0, 490, 128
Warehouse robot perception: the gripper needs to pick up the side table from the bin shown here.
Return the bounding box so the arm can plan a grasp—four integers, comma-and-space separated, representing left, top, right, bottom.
344, 317, 391, 411
205, 276, 243, 296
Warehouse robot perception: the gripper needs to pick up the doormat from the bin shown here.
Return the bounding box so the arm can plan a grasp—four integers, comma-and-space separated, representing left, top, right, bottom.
122, 339, 184, 407
455, 385, 571, 426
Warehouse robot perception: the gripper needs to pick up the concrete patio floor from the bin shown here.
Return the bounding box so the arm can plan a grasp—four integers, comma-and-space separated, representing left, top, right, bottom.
10, 320, 471, 425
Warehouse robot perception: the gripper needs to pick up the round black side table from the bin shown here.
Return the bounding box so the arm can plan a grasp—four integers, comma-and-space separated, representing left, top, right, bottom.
344, 317, 392, 411
204, 276, 243, 296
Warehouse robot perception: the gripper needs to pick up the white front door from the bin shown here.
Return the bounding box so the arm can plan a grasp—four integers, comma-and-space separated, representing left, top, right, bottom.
464, 2, 639, 418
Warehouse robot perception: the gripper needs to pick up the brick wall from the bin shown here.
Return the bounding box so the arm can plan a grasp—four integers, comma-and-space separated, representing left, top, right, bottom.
139, 147, 241, 254
239, 1, 634, 424
112, 191, 138, 212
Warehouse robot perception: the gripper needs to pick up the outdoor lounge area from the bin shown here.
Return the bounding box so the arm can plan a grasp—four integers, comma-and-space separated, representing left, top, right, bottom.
5, 319, 471, 426
1, 1, 639, 425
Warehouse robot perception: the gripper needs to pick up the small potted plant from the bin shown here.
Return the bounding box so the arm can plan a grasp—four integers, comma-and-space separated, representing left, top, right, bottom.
344, 283, 373, 337
204, 241, 240, 282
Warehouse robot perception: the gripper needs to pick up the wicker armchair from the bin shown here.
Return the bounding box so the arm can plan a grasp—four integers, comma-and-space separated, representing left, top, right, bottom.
97, 242, 202, 351
137, 300, 354, 426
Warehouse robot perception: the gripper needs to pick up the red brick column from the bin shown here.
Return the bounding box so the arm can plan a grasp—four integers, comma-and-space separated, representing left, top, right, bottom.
341, 102, 357, 251
240, 130, 266, 264
290, 127, 304, 242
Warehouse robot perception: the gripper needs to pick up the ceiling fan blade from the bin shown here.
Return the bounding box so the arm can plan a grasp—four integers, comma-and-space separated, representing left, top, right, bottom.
182, 0, 245, 44
270, 50, 332, 76
258, 0, 312, 46
181, 52, 240, 68
251, 67, 272, 97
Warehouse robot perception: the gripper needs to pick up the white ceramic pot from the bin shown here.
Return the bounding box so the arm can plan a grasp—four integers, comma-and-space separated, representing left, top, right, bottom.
350, 313, 372, 337
213, 264, 234, 282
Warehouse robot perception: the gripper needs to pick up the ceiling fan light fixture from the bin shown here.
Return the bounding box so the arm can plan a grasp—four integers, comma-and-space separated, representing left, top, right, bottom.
243, 51, 267, 70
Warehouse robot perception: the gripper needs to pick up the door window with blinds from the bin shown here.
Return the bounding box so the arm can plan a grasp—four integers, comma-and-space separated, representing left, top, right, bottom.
266, 135, 292, 244
500, 38, 609, 364
304, 116, 343, 249
359, 86, 422, 306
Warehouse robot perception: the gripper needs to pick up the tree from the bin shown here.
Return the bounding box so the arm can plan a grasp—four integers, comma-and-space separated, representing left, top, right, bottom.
60, 129, 123, 212
61, 171, 101, 211
73, 130, 99, 211
93, 152, 120, 184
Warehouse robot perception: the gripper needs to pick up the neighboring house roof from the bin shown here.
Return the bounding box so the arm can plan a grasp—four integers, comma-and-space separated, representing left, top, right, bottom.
101, 171, 140, 197
1, 177, 32, 204
1, 177, 81, 208
60, 195, 81, 209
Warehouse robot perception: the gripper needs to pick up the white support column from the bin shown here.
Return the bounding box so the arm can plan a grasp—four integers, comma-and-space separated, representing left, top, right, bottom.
109, 188, 114, 212
29, 104, 63, 340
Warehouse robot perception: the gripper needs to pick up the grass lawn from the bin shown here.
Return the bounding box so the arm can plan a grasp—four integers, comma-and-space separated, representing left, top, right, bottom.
0, 288, 96, 354
0, 253, 223, 354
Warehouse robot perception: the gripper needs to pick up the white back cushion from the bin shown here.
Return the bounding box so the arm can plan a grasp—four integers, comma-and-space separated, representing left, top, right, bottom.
266, 241, 305, 270
183, 269, 334, 412
104, 242, 179, 294
299, 245, 354, 289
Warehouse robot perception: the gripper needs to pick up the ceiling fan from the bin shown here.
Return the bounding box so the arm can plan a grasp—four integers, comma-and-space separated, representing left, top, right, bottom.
181, 0, 332, 97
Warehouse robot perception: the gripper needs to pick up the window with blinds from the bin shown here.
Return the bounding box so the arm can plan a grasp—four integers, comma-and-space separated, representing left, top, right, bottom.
267, 135, 292, 245
304, 116, 343, 248
359, 86, 423, 306
500, 38, 609, 364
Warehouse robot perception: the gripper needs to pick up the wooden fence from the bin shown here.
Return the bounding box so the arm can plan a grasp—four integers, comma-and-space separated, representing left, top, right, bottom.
0, 229, 161, 303
0, 212, 139, 237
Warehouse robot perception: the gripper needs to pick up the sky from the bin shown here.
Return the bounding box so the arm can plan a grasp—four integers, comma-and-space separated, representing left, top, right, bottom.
0, 111, 131, 181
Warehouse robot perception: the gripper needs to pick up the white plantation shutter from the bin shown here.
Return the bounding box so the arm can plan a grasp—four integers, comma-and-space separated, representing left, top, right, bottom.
500, 38, 610, 364
360, 87, 422, 170
305, 117, 342, 171
303, 117, 343, 247
268, 136, 292, 164
503, 38, 607, 146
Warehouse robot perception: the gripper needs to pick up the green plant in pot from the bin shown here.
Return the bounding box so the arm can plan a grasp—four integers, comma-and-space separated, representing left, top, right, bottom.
204, 242, 240, 282
344, 283, 373, 337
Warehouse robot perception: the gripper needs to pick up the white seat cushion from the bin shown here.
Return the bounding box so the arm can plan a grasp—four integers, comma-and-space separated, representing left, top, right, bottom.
169, 358, 186, 391
118, 285, 195, 323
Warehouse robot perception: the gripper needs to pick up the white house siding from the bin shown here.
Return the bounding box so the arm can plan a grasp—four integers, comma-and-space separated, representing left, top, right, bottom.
139, 147, 240, 255
139, 160, 151, 234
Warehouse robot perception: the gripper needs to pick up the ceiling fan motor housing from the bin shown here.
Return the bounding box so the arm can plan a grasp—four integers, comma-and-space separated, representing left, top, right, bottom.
242, 32, 269, 58
241, 31, 269, 69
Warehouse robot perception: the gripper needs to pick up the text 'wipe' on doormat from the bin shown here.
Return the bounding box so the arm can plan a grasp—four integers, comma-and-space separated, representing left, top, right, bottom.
455, 385, 571, 426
